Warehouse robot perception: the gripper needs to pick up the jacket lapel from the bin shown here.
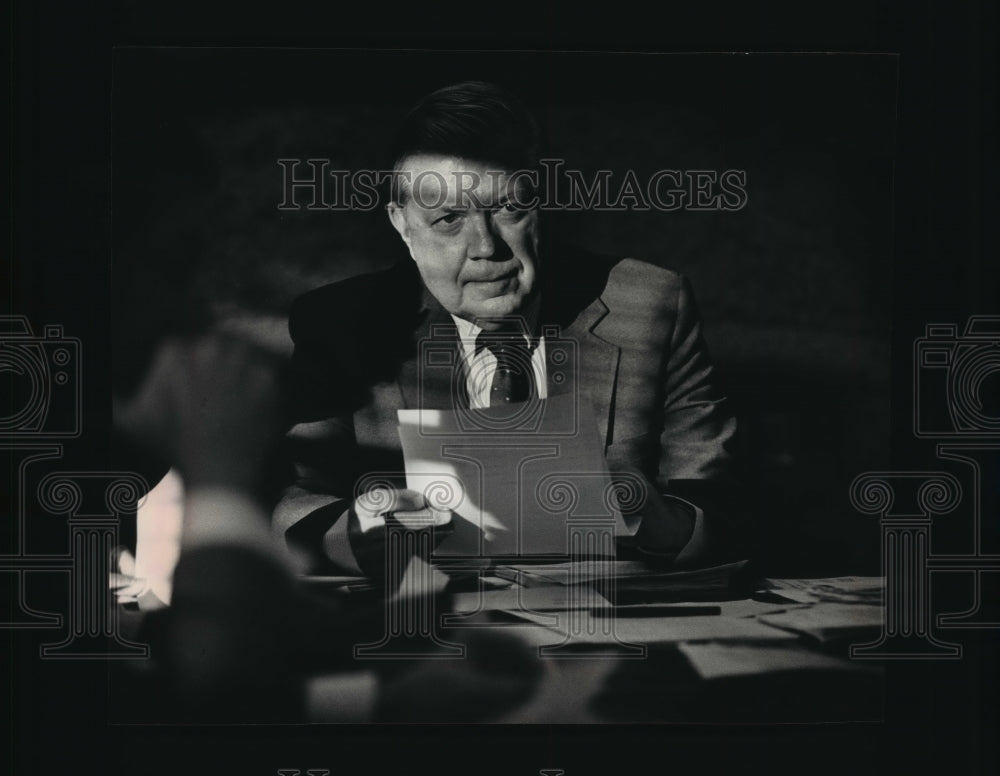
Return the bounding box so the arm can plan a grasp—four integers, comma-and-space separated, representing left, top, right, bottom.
551, 297, 622, 450
397, 289, 465, 411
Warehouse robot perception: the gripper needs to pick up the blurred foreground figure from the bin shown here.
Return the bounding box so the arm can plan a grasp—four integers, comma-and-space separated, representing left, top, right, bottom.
114, 332, 540, 722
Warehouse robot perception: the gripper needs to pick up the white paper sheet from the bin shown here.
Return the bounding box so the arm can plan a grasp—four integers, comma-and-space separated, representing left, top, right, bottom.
398, 393, 632, 557
758, 603, 885, 642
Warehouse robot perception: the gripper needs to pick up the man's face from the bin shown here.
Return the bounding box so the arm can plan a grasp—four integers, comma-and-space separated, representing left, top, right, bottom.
387, 154, 541, 327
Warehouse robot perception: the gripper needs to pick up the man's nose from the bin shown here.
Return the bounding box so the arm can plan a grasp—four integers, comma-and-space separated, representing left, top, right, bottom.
466, 212, 497, 260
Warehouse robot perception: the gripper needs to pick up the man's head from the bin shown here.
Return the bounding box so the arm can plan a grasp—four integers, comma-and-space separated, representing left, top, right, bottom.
386, 82, 546, 328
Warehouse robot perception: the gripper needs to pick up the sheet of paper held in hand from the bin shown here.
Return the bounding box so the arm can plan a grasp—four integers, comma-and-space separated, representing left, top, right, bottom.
398, 393, 633, 557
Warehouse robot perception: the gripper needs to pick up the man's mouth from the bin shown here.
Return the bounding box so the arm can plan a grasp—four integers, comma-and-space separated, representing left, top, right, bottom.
465, 272, 520, 301
468, 267, 518, 284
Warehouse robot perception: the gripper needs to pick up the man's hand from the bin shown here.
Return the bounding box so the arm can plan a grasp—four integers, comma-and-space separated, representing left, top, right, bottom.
347, 487, 453, 578
633, 489, 697, 559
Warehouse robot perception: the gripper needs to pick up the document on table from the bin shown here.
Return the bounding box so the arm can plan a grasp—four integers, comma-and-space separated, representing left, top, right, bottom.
450, 583, 612, 614
526, 611, 798, 645
677, 642, 877, 680
760, 576, 884, 605
495, 558, 752, 594
758, 602, 885, 643
398, 393, 634, 557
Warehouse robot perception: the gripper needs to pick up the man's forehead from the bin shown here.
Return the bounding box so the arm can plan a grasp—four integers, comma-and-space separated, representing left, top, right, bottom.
397, 154, 532, 208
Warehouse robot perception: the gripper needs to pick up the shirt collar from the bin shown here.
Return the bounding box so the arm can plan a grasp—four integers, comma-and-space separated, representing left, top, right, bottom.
450, 294, 542, 359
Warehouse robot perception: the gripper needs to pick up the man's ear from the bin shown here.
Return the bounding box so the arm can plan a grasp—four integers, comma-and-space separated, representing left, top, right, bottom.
386, 204, 412, 251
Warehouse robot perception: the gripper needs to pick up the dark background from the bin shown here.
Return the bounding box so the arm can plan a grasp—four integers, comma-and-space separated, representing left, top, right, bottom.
4, 1, 998, 775
112, 49, 896, 576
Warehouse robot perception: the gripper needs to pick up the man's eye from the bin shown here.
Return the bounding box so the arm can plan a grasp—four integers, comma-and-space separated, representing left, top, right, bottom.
494, 202, 528, 221
433, 212, 463, 226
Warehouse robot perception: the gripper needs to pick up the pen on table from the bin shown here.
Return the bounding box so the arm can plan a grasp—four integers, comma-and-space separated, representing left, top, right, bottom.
590, 604, 723, 617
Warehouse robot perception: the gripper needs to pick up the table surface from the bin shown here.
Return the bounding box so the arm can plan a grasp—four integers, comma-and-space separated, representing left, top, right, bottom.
303, 564, 886, 723
112, 561, 887, 724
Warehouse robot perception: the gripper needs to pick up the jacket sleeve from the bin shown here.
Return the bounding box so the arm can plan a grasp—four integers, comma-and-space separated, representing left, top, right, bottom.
603, 262, 748, 567
271, 294, 366, 575
656, 274, 748, 566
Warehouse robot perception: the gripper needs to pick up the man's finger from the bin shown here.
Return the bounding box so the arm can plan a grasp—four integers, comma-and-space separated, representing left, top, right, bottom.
390, 507, 452, 529
387, 488, 428, 513
355, 487, 425, 517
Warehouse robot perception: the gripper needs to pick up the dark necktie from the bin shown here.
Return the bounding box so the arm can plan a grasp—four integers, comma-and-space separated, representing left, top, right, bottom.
475, 325, 536, 406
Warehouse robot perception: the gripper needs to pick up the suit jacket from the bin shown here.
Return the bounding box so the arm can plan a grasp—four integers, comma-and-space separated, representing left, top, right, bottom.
274, 244, 746, 572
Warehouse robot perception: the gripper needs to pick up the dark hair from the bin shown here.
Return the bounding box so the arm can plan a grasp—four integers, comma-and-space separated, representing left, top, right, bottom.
388, 81, 545, 202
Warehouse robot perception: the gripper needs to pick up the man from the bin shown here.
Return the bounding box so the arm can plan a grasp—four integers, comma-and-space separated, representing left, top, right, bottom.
275, 81, 746, 577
